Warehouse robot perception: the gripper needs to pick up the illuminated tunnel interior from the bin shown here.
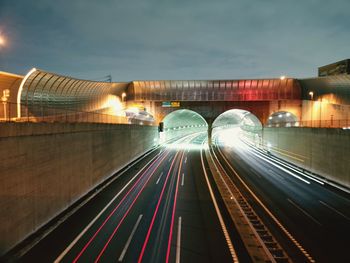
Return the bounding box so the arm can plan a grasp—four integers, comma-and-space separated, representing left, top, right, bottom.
160, 109, 208, 142
212, 109, 262, 146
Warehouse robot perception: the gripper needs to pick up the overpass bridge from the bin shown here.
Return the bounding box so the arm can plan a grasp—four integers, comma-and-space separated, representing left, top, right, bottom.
0, 68, 350, 262
1, 68, 349, 130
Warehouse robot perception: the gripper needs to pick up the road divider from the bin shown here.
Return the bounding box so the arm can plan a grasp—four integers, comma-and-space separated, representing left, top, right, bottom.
200, 141, 239, 263
214, 140, 316, 263
207, 144, 287, 263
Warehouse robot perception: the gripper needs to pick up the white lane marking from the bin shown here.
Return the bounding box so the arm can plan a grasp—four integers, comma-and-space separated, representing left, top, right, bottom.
181, 173, 185, 186
248, 143, 324, 185
184, 157, 187, 164
200, 142, 239, 263
54, 152, 162, 262
118, 214, 143, 262
251, 151, 310, 185
156, 171, 164, 185
176, 217, 182, 263
319, 201, 350, 221
287, 199, 322, 226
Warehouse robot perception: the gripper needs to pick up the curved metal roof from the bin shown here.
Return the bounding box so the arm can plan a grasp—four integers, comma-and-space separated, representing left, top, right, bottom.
18, 69, 128, 117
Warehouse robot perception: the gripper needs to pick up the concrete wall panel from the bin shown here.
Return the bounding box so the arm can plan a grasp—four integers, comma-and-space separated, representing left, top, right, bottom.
262, 127, 350, 189
0, 123, 158, 255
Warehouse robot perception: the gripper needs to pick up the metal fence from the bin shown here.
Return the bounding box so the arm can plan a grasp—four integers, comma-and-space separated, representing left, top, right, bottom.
0, 101, 154, 126
266, 119, 350, 129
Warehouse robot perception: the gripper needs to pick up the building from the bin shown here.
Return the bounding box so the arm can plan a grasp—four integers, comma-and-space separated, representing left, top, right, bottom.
318, 59, 350, 77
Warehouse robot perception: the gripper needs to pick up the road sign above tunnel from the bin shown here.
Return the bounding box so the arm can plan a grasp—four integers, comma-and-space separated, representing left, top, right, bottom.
162, 101, 180, 107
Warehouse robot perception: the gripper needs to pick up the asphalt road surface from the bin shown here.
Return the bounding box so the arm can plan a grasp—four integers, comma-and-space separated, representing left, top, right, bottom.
213, 128, 350, 263
18, 133, 240, 263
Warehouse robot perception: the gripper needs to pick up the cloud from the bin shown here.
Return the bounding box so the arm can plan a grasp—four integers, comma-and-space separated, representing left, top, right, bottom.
1, 0, 349, 80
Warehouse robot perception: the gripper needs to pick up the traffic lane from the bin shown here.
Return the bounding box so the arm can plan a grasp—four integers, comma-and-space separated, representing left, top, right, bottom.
216, 139, 350, 262
138, 151, 184, 263
17, 147, 164, 263
60, 135, 197, 260
216, 137, 350, 223
86, 141, 189, 262
218, 140, 350, 229
60, 149, 178, 262
173, 137, 234, 263
120, 133, 234, 263
217, 142, 348, 262
90, 151, 182, 263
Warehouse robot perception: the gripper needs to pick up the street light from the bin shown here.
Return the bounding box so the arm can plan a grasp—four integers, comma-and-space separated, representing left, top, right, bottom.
121, 92, 126, 102
308, 91, 314, 100
1, 89, 10, 120
309, 91, 314, 127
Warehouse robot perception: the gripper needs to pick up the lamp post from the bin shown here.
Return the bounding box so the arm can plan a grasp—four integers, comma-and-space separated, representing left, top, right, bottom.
121, 92, 126, 102
309, 91, 314, 127
1, 89, 10, 120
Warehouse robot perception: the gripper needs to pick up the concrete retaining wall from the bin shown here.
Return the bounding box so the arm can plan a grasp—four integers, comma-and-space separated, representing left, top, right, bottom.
0, 122, 158, 255
261, 127, 350, 189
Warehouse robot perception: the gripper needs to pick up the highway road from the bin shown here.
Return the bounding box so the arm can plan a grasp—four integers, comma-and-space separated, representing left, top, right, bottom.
213, 128, 350, 263
18, 133, 243, 263
13, 127, 350, 263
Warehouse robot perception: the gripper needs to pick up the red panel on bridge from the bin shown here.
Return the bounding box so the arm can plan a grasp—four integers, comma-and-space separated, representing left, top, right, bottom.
131, 78, 301, 102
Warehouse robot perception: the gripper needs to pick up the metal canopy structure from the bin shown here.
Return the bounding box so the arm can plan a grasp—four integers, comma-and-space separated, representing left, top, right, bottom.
130, 78, 301, 101
18, 69, 128, 118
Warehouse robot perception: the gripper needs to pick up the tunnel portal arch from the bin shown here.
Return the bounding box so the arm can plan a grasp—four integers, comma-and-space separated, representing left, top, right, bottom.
212, 109, 262, 131
210, 109, 263, 145
160, 109, 208, 142
267, 111, 298, 127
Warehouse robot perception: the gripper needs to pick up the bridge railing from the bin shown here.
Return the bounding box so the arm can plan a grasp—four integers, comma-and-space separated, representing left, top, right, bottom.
266, 119, 350, 129
0, 101, 154, 126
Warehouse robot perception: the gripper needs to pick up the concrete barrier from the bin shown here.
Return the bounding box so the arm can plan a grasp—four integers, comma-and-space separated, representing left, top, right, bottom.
0, 122, 158, 255
261, 127, 350, 189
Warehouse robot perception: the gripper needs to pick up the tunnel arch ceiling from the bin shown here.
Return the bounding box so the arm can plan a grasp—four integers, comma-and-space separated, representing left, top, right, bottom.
212, 109, 262, 132
161, 109, 208, 141
162, 109, 208, 129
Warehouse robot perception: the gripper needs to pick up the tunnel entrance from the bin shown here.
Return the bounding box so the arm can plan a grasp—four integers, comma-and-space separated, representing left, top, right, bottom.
267, 111, 298, 127
160, 109, 208, 142
211, 109, 262, 146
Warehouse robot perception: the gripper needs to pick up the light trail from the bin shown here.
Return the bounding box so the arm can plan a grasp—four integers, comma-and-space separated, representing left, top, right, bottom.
72, 150, 171, 262
137, 151, 180, 263
166, 151, 185, 262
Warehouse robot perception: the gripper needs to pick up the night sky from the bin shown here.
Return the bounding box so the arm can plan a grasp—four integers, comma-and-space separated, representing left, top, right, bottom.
0, 0, 349, 81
